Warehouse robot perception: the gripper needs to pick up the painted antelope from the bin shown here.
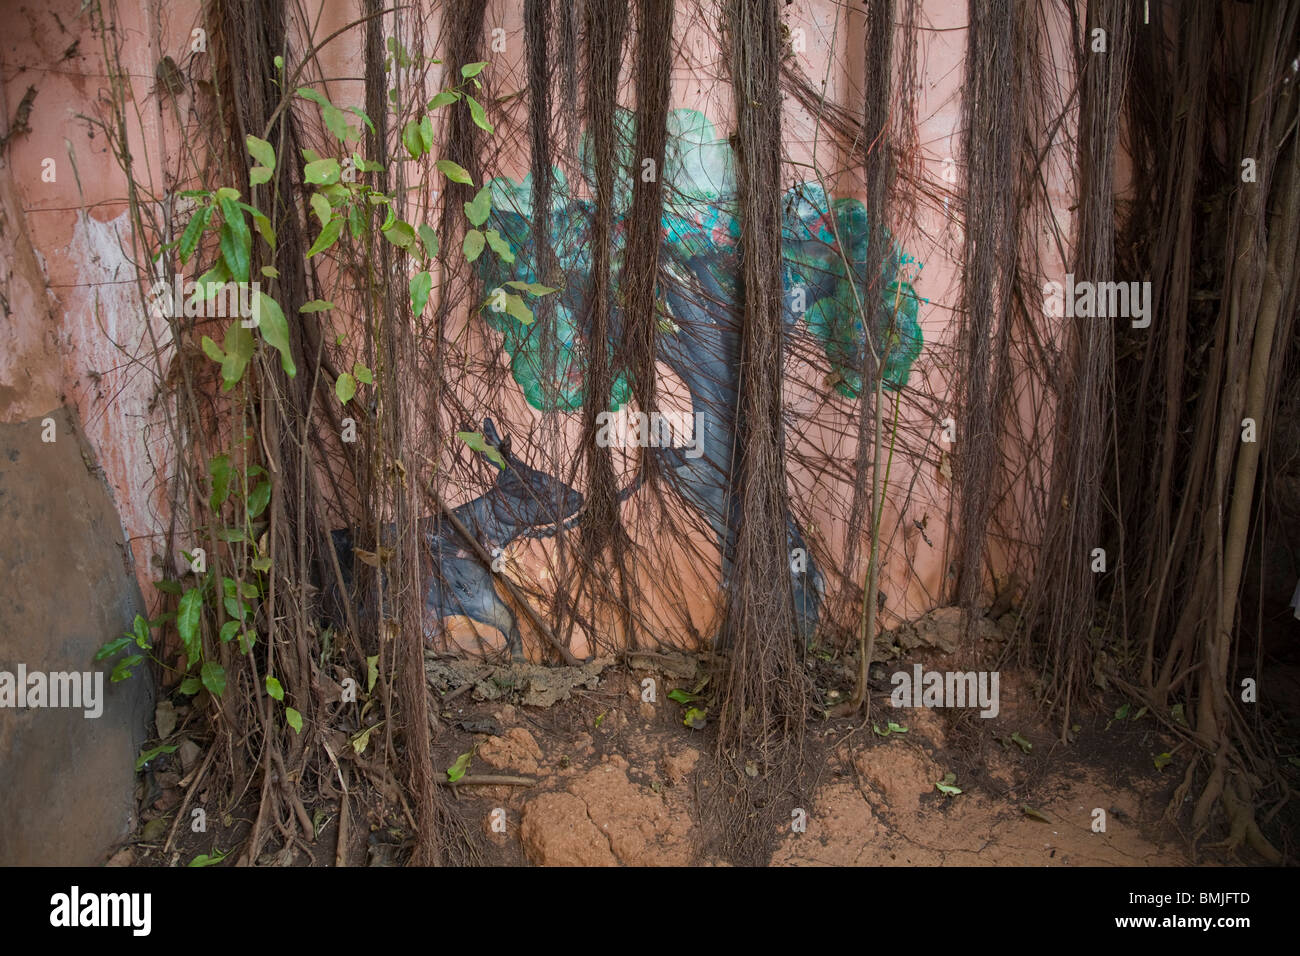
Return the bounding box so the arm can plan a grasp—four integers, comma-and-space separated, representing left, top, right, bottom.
329, 418, 584, 659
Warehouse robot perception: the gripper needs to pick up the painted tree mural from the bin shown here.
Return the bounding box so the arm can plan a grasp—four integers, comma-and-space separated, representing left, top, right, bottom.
475, 108, 923, 411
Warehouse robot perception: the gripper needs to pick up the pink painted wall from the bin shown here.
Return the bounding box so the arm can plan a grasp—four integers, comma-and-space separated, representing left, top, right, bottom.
1, 0, 206, 591
1, 0, 1077, 656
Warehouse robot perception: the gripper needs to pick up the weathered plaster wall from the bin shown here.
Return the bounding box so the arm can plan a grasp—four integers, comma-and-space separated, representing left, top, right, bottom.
0, 0, 197, 863
0, 0, 1076, 658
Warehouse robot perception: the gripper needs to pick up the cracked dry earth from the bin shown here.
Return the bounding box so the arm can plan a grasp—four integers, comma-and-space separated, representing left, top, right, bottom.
426, 643, 1192, 867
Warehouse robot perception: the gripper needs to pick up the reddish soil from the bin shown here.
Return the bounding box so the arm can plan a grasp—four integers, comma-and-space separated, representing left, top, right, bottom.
118, 607, 1297, 867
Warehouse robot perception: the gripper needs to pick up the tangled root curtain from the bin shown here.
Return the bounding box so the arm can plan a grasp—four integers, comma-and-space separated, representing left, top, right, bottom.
7, 0, 1297, 864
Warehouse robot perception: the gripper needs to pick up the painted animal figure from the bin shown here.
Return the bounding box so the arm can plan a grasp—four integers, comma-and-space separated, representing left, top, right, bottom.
329, 419, 584, 658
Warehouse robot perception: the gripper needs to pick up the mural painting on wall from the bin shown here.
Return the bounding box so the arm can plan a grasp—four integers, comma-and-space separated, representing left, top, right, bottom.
339, 109, 925, 657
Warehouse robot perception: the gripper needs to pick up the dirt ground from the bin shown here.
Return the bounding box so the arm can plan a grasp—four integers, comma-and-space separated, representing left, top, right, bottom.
118, 607, 1297, 867
412, 655, 1193, 867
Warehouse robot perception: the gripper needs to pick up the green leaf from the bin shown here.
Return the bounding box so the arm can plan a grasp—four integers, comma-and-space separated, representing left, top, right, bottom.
353, 362, 372, 385
386, 35, 411, 68
223, 595, 246, 621
436, 158, 473, 184
335, 372, 357, 405
667, 688, 700, 704
1010, 731, 1032, 753
1022, 806, 1052, 823
381, 219, 416, 250
460, 61, 487, 78
249, 166, 272, 186
1153, 752, 1172, 770
178, 205, 212, 266
251, 211, 277, 252
219, 620, 240, 644
410, 270, 433, 317
254, 291, 297, 377
352, 722, 378, 754
154, 578, 184, 596
347, 106, 376, 134
456, 430, 505, 469
135, 743, 178, 772
193, 259, 231, 304
418, 224, 439, 260
447, 751, 472, 782
935, 772, 962, 796
464, 185, 491, 226
419, 115, 434, 154
402, 120, 424, 159
208, 454, 231, 511
1114, 702, 1131, 720
462, 228, 485, 263
247, 480, 271, 518
201, 661, 227, 697
251, 555, 271, 572
310, 193, 332, 228
265, 675, 284, 701
246, 134, 275, 170
178, 676, 202, 696
323, 104, 359, 142
427, 90, 460, 109
220, 322, 255, 390
304, 158, 341, 185
111, 655, 143, 682
215, 187, 240, 202
366, 655, 379, 692
464, 94, 493, 133
188, 849, 229, 867
217, 196, 251, 282
233, 197, 265, 217
348, 202, 365, 239
132, 614, 152, 648
504, 280, 558, 295
285, 707, 303, 734
295, 87, 333, 110
299, 299, 334, 313
261, 265, 280, 278
504, 293, 534, 325
484, 229, 515, 263
95, 636, 133, 662
200, 335, 225, 363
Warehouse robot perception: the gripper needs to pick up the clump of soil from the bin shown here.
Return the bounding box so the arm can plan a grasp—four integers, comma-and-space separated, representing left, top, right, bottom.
425, 655, 611, 707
